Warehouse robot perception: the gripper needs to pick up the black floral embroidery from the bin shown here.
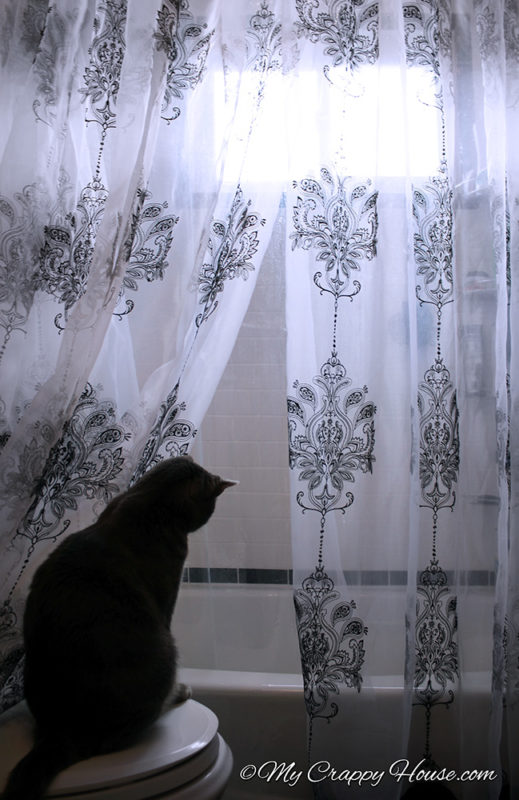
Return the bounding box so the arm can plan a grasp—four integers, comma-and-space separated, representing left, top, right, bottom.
123, 190, 179, 288
80, 0, 127, 135
196, 185, 266, 328
291, 169, 378, 302
418, 359, 459, 515
246, 1, 283, 75
0, 182, 47, 362
131, 382, 196, 483
36, 172, 177, 328
415, 564, 458, 698
113, 188, 179, 318
154, 0, 179, 54
14, 383, 128, 557
295, 0, 378, 76
414, 561, 458, 764
288, 351, 375, 519
403, 1, 450, 75
37, 174, 108, 328
28, 3, 67, 126
155, 0, 214, 124
414, 175, 453, 312
294, 566, 367, 722
0, 645, 24, 714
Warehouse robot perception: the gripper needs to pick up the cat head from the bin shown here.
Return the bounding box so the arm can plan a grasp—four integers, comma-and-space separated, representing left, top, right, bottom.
128, 455, 237, 532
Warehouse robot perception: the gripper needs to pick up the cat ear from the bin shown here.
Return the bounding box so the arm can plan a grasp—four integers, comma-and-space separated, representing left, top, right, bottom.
214, 478, 239, 496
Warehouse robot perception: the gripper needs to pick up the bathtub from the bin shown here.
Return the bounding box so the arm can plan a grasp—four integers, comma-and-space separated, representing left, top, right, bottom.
175, 584, 309, 798
174, 585, 504, 800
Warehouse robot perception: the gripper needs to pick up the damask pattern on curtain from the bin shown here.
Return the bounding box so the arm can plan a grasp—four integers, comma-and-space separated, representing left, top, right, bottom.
284, 1, 518, 798
0, 0, 283, 712
0, 1, 518, 799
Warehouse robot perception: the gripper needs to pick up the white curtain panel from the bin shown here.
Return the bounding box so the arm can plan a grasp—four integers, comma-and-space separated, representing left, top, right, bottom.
284, 1, 518, 798
0, 0, 282, 708
0, 1, 517, 798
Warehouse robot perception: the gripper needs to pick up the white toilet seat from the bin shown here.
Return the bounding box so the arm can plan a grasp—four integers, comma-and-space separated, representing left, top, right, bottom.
0, 699, 233, 800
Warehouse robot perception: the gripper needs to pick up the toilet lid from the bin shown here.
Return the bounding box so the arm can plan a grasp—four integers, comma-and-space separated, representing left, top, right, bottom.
0, 700, 220, 797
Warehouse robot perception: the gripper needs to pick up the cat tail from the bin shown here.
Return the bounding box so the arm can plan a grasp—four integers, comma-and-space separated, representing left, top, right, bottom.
1, 737, 81, 800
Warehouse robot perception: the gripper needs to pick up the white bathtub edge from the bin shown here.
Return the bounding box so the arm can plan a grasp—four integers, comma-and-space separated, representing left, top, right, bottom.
178, 667, 304, 693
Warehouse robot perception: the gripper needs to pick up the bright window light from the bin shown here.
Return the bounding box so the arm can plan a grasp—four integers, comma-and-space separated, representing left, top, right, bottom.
215, 65, 442, 184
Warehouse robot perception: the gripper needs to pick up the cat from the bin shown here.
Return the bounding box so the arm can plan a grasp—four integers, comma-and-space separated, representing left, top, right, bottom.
1, 455, 236, 800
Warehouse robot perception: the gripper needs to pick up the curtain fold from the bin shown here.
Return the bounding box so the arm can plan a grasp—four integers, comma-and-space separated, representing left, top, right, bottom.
0, 0, 282, 711
0, 2, 517, 799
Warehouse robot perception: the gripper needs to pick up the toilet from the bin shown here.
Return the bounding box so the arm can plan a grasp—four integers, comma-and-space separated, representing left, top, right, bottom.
0, 698, 233, 799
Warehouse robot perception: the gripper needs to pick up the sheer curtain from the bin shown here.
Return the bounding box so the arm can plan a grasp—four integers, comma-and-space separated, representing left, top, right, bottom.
284, 1, 518, 798
0, 1, 517, 799
0, 0, 282, 710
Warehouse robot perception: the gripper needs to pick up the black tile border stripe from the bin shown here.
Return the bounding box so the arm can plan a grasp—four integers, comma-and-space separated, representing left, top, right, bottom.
183, 567, 496, 587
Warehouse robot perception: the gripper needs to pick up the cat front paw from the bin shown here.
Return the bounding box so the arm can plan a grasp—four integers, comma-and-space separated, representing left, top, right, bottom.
172, 682, 192, 704
162, 681, 193, 711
